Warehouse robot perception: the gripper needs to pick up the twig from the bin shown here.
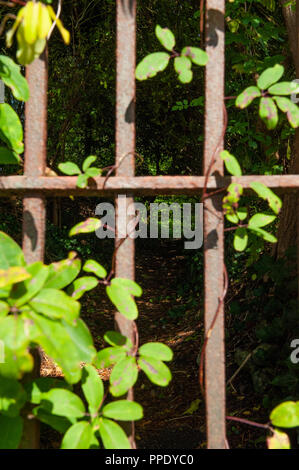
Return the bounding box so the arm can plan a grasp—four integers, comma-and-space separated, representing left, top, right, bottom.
167, 415, 196, 421
224, 224, 248, 232
227, 351, 253, 388
226, 415, 272, 431
0, 13, 16, 37
47, 0, 62, 40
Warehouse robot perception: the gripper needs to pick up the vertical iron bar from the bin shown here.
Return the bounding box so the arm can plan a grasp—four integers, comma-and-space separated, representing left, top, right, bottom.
203, 0, 226, 449
22, 52, 47, 261
115, 0, 136, 448
20, 52, 48, 449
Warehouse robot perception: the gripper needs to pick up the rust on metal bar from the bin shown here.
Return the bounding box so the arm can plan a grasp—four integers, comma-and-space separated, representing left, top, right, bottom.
22, 51, 47, 262
19, 52, 48, 449
203, 0, 226, 449
115, 0, 136, 449
1, 174, 299, 197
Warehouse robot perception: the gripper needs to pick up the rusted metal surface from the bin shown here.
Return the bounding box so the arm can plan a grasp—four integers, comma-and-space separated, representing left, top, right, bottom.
115, 0, 136, 449
20, 52, 48, 449
1, 174, 299, 196
203, 0, 226, 449
22, 51, 47, 262
115, 0, 136, 331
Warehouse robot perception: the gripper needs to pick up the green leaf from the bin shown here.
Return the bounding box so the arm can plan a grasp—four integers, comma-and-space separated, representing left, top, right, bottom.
270, 401, 299, 428
0, 376, 26, 417
0, 232, 25, 269
0, 266, 30, 288
220, 150, 242, 176
227, 183, 243, 202
82, 156, 97, 172
10, 261, 49, 307
33, 406, 73, 433
138, 356, 172, 386
40, 389, 85, 419
237, 207, 248, 221
0, 315, 33, 379
268, 82, 299, 95
267, 429, 290, 449
136, 52, 170, 81
0, 103, 23, 154
249, 227, 277, 243
139, 342, 173, 361
69, 218, 101, 236
67, 276, 98, 300
82, 365, 104, 416
155, 25, 175, 51
99, 418, 131, 449
102, 400, 143, 421
233, 227, 248, 252
0, 287, 10, 300
226, 212, 239, 224
27, 312, 96, 384
89, 431, 100, 449
112, 278, 142, 297
61, 422, 93, 449
29, 288, 80, 323
0, 300, 9, 316
274, 97, 299, 128
0, 415, 23, 449
45, 254, 81, 290
106, 279, 140, 320
248, 213, 276, 229
257, 64, 284, 90
174, 56, 193, 84
61, 318, 96, 365
83, 259, 107, 279
85, 167, 102, 178
109, 356, 138, 397
25, 377, 72, 405
0, 55, 29, 101
223, 184, 243, 215
94, 347, 126, 369
104, 331, 132, 350
58, 161, 81, 175
0, 147, 21, 164
235, 86, 261, 109
181, 46, 208, 66
77, 173, 89, 188
183, 398, 201, 415
259, 97, 278, 130
250, 182, 282, 214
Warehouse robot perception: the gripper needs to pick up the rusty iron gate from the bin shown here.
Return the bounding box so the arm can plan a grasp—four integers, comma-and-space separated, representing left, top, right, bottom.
1, 0, 298, 449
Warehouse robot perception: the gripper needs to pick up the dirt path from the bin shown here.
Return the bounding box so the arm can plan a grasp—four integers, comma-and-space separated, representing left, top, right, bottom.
40, 238, 266, 449
80, 239, 205, 449
134, 241, 204, 449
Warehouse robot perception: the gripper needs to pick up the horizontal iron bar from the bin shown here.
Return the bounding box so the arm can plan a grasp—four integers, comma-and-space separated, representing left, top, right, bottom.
0, 175, 299, 197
